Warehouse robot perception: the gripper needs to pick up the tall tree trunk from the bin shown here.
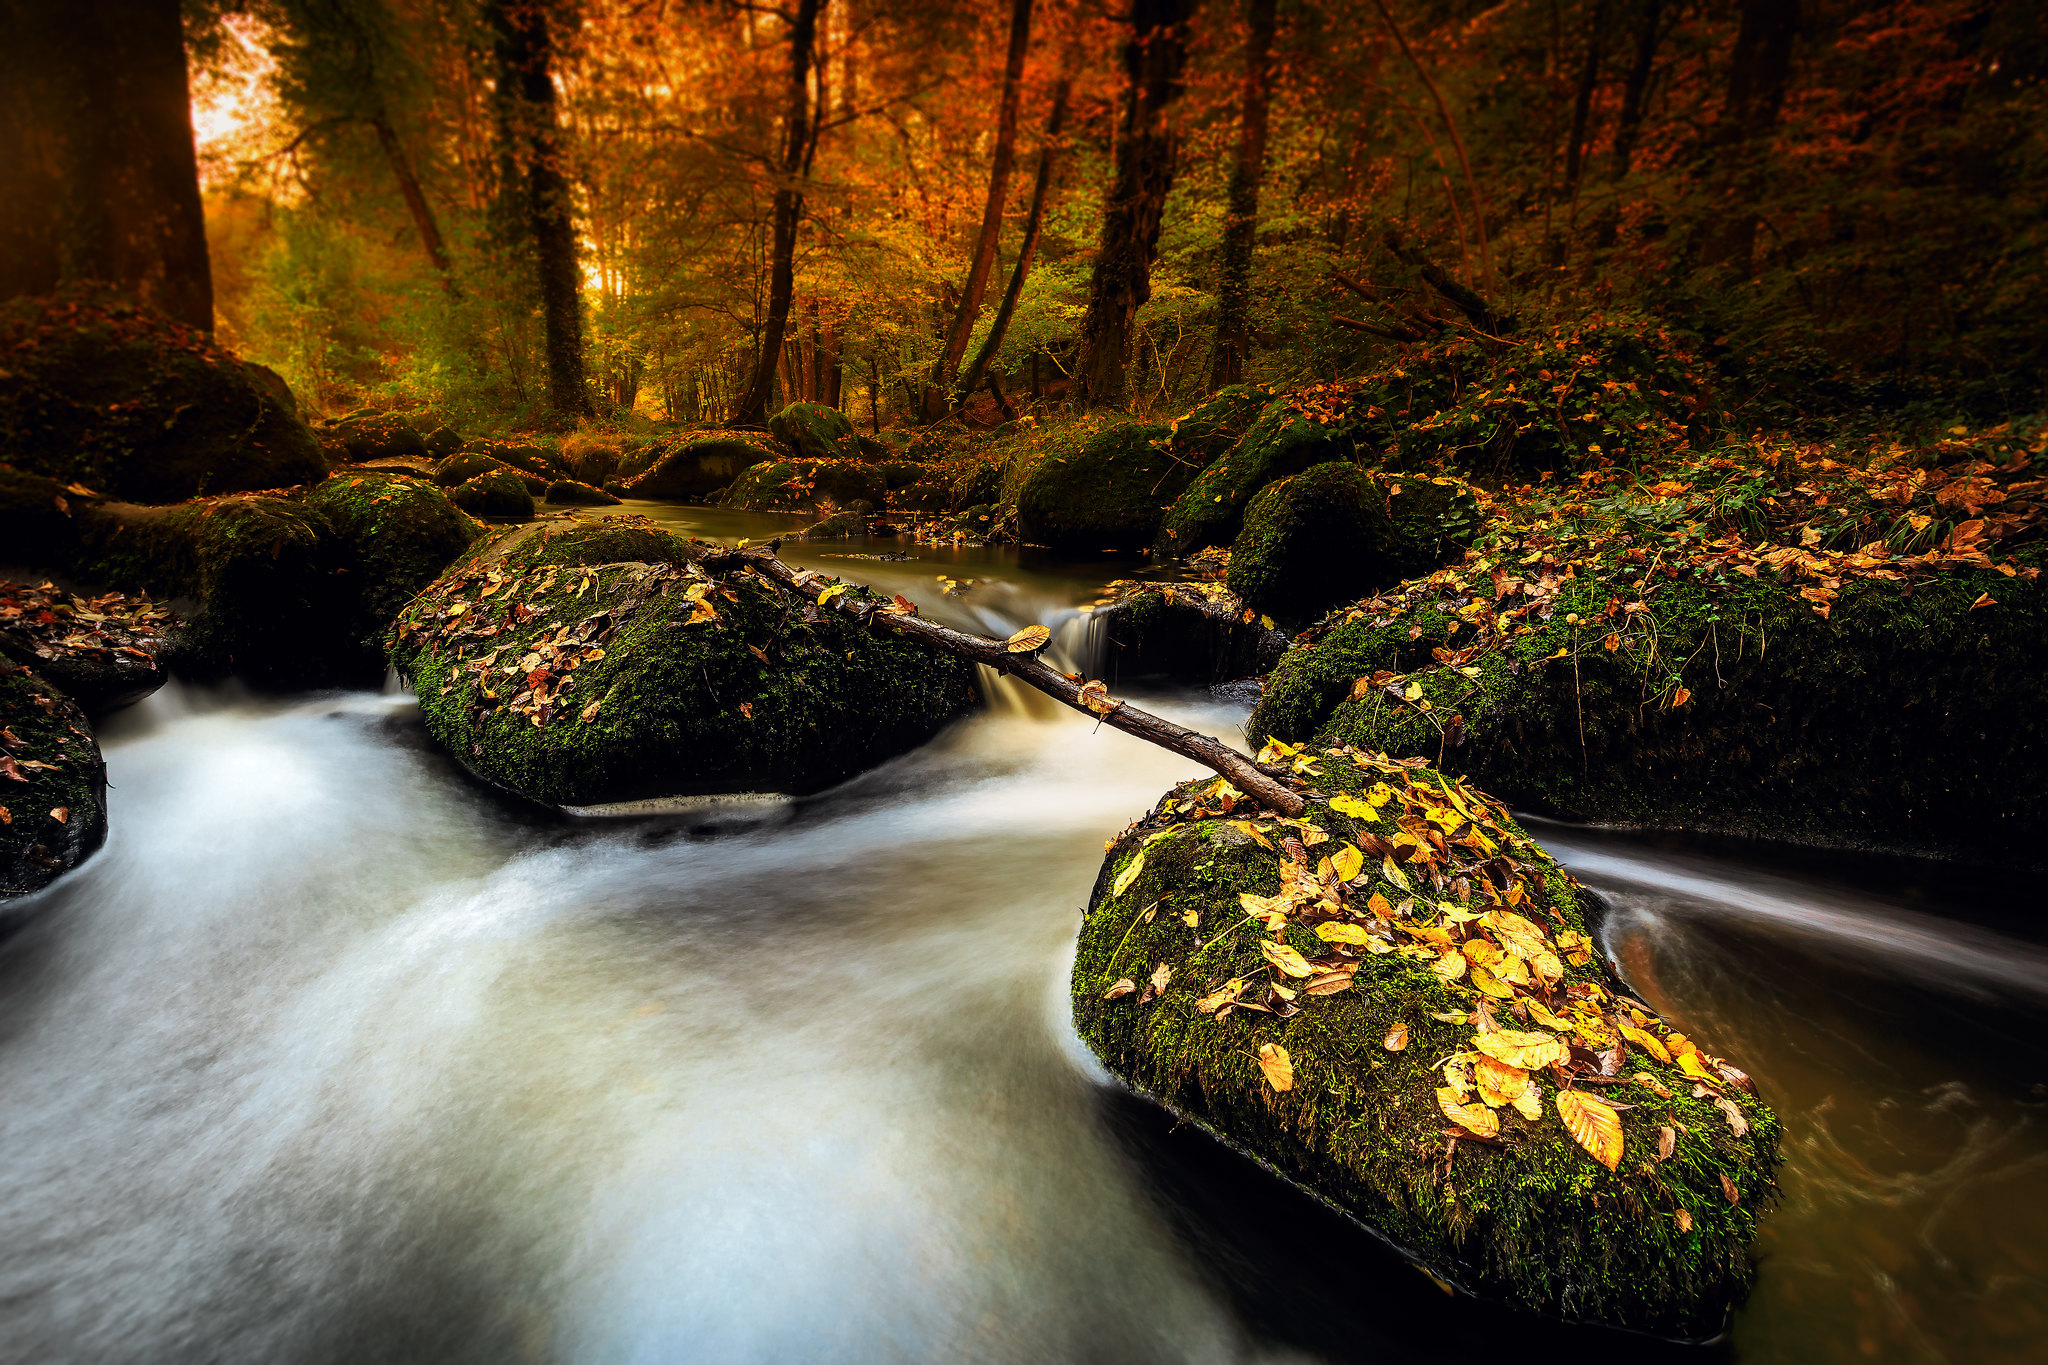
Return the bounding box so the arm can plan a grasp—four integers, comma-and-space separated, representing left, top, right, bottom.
733, 0, 823, 426
489, 0, 591, 418
0, 0, 212, 329
370, 107, 460, 295
928, 0, 1035, 415
951, 73, 1073, 411
1075, 0, 1193, 408
1593, 0, 1663, 248
1209, 0, 1278, 391
1699, 0, 1799, 275
1561, 0, 1609, 201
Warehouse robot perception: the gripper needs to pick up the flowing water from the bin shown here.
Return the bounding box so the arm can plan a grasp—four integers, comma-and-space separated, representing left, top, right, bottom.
0, 510, 2041, 1364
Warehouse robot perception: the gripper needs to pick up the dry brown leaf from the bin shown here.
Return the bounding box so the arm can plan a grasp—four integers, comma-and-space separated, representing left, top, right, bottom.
1383, 1022, 1409, 1051
1102, 979, 1136, 1000
1149, 961, 1172, 995
1657, 1125, 1676, 1161
1556, 1089, 1625, 1170
1676, 1208, 1693, 1232
1303, 970, 1354, 995
1715, 1096, 1750, 1137
1006, 624, 1052, 652
1720, 1172, 1741, 1205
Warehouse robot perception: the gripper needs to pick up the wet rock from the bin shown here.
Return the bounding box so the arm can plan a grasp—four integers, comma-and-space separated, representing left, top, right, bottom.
544, 478, 622, 506
0, 294, 327, 503
421, 424, 464, 458
798, 501, 875, 539
0, 660, 108, 897
622, 435, 779, 500
1072, 756, 1781, 1336
1088, 585, 1287, 686
768, 401, 861, 461
0, 463, 85, 570
1153, 397, 1366, 560
385, 519, 980, 807
450, 469, 537, 521
0, 581, 178, 712
1016, 421, 1196, 553
1167, 383, 1275, 463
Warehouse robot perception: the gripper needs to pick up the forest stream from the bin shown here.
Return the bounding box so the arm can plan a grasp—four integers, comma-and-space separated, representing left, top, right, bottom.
1, 511, 2042, 1365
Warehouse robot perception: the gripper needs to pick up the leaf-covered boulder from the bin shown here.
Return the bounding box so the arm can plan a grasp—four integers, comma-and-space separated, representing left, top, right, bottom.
1016, 421, 1197, 553
449, 469, 537, 520
0, 581, 178, 713
385, 519, 980, 807
719, 458, 885, 512
622, 435, 779, 500
1153, 397, 1366, 560
544, 478, 621, 506
1072, 751, 1780, 1336
334, 413, 428, 462
0, 294, 327, 503
303, 470, 484, 661
0, 660, 107, 897
768, 401, 861, 461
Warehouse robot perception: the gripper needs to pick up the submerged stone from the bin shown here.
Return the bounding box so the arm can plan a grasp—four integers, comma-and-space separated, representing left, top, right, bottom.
385, 520, 980, 807
1071, 754, 1781, 1337
0, 660, 107, 897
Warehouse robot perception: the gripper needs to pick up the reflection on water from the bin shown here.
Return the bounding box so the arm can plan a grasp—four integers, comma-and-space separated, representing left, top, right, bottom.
0, 543, 2042, 1363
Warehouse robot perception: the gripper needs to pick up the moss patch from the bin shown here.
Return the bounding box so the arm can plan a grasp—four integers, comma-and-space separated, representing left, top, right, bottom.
0, 661, 107, 897
768, 402, 861, 461
450, 469, 536, 520
1072, 753, 1780, 1336
386, 521, 980, 806
304, 470, 484, 660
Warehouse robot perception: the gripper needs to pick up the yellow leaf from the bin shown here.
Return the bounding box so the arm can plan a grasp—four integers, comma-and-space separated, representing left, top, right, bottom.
1382, 856, 1411, 891
1384, 1021, 1409, 1051
1620, 1023, 1672, 1063
1195, 978, 1244, 1013
1433, 948, 1468, 982
1525, 999, 1574, 1031
1676, 1049, 1719, 1083
1256, 1043, 1294, 1092
1102, 978, 1136, 1000
1182, 909, 1199, 928
1473, 1029, 1572, 1070
1329, 793, 1378, 820
1366, 890, 1394, 919
1671, 685, 1692, 707
1314, 922, 1375, 946
1330, 843, 1364, 882
1470, 965, 1515, 1000
1512, 1086, 1544, 1121
1436, 1087, 1499, 1138
816, 583, 849, 603
1006, 624, 1052, 653
1474, 1055, 1531, 1108
1111, 852, 1145, 898
1261, 940, 1317, 978
1556, 1089, 1625, 1170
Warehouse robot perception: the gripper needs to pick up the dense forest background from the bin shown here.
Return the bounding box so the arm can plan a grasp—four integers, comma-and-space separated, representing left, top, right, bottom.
184, 0, 2046, 436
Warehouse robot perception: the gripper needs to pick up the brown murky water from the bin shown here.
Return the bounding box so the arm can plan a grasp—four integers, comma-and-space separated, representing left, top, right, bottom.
0, 511, 2039, 1363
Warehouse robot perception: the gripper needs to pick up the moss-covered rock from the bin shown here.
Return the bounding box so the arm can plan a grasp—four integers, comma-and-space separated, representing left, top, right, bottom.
1016, 421, 1197, 553
720, 458, 886, 512
0, 661, 107, 897
475, 440, 564, 480
768, 402, 860, 461
421, 424, 464, 458
1167, 383, 1276, 463
623, 435, 779, 500
385, 521, 980, 806
334, 413, 428, 462
1153, 398, 1367, 560
544, 479, 622, 506
450, 469, 537, 520
0, 294, 327, 503
0, 581, 178, 712
1250, 549, 2048, 862
303, 471, 484, 660
1073, 753, 1780, 1336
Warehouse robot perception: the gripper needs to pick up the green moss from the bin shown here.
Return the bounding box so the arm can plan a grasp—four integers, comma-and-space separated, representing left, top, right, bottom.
0, 661, 105, 897
386, 522, 980, 806
544, 479, 621, 506
1153, 398, 1365, 559
1015, 421, 1195, 552
303, 470, 484, 657
768, 402, 861, 461
1249, 553, 2048, 860
1226, 462, 1386, 621
1071, 756, 1781, 1336
1167, 384, 1277, 462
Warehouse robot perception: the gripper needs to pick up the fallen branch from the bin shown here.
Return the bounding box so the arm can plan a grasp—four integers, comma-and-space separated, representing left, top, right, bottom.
1382, 228, 1514, 334
712, 546, 1308, 817
1331, 312, 1428, 342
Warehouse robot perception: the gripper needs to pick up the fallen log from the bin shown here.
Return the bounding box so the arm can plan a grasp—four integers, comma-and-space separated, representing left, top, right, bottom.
711, 545, 1308, 817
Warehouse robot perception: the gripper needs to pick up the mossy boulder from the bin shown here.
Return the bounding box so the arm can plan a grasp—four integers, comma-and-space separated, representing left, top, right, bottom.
0, 581, 178, 712
1168, 383, 1276, 463
720, 458, 886, 512
473, 440, 563, 480
450, 469, 537, 521
1016, 422, 1197, 553
334, 413, 427, 462
0, 294, 327, 503
544, 479, 621, 506
768, 402, 860, 461
1154, 398, 1366, 560
623, 435, 779, 500
1250, 551, 2048, 862
421, 425, 464, 458
0, 661, 107, 897
385, 521, 980, 806
303, 471, 484, 659
1073, 754, 1780, 1336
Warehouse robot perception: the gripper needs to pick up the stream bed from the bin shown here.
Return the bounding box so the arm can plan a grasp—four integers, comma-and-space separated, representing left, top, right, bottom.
0, 510, 2041, 1363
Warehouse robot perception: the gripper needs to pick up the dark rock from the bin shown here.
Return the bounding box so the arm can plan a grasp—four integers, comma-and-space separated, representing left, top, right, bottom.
303, 470, 485, 665
721, 458, 886, 512
545, 478, 623, 506
622, 435, 779, 500
335, 413, 428, 462
1087, 586, 1287, 686
768, 402, 861, 461
0, 581, 177, 712
1153, 397, 1365, 560
0, 660, 107, 897
1017, 421, 1197, 553
449, 470, 537, 520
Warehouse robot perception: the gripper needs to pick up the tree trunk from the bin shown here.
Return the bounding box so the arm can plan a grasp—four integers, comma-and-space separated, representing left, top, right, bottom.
489, 0, 591, 418
1592, 0, 1663, 248
1075, 0, 1193, 408
1699, 0, 1799, 275
1209, 0, 1278, 391
1561, 0, 1609, 202
951, 73, 1073, 412
929, 0, 1035, 415
0, 0, 212, 330
370, 108, 459, 294
733, 0, 824, 426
